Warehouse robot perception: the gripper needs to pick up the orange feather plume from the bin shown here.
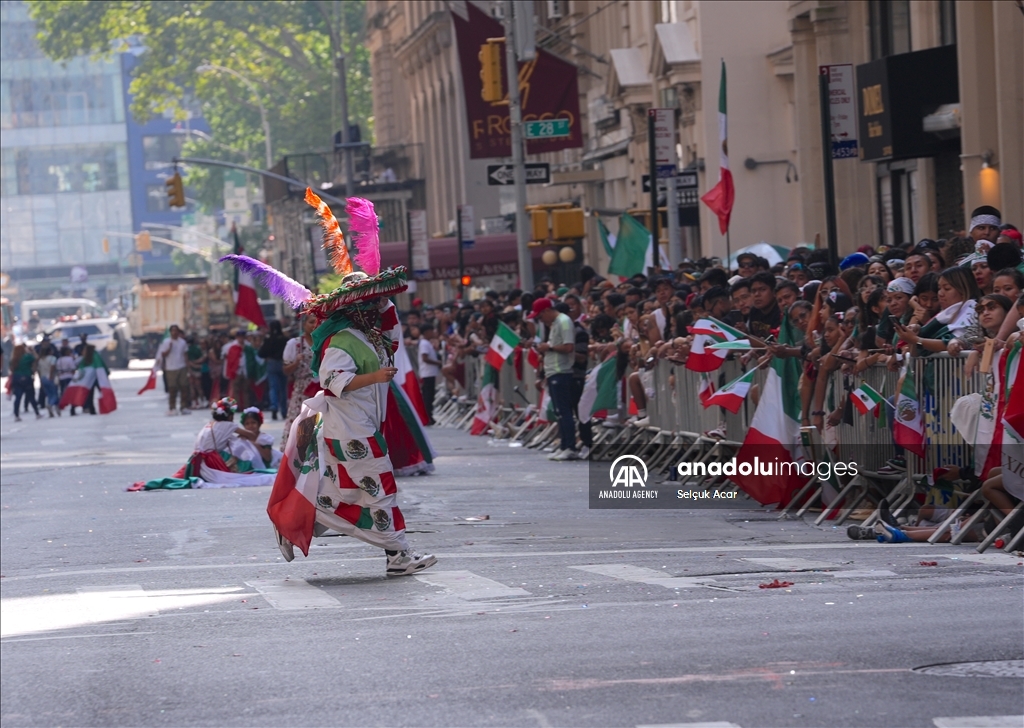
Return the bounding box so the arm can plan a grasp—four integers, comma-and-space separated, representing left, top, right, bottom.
304, 188, 353, 276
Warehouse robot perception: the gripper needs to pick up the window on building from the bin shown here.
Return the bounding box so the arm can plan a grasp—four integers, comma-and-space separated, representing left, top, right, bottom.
659, 1, 679, 24
877, 163, 917, 247
142, 135, 186, 170
869, 0, 911, 60
939, 0, 957, 46
14, 144, 125, 195
146, 184, 170, 212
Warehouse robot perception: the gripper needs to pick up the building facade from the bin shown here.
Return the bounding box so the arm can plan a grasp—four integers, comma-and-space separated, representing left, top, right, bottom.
365, 0, 1023, 290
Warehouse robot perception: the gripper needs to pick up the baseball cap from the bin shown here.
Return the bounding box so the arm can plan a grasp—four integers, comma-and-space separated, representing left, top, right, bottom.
526, 298, 553, 319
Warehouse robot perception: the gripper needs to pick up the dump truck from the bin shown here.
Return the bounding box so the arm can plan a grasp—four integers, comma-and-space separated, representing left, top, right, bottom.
129, 276, 235, 358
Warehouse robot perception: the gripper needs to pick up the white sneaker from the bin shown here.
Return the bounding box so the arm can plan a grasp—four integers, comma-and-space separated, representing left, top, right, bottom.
552, 449, 578, 461
543, 445, 559, 454
386, 550, 437, 576
578, 446, 591, 460
273, 525, 295, 562
166, 410, 178, 417
601, 419, 621, 428
632, 416, 650, 427
180, 408, 192, 415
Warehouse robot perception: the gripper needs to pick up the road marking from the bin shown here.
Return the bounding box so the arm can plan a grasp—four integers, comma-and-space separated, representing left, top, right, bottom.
637, 723, 741, 728
245, 579, 342, 610
740, 557, 837, 571
171, 433, 195, 439
10, 541, 1017, 583
102, 435, 131, 442
830, 570, 896, 578
39, 438, 66, 446
1, 631, 157, 644
933, 718, 1024, 728
414, 570, 530, 600
569, 564, 713, 589
918, 553, 1022, 566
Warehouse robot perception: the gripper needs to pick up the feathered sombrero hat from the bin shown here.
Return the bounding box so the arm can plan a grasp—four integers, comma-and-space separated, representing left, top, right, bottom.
219, 189, 407, 319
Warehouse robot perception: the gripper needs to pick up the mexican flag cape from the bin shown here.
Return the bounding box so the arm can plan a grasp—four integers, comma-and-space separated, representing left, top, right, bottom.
687, 317, 747, 372
703, 369, 753, 414
893, 357, 926, 458
730, 313, 805, 505
470, 363, 499, 435
851, 382, 885, 415
578, 357, 618, 424
59, 354, 117, 414
485, 321, 519, 370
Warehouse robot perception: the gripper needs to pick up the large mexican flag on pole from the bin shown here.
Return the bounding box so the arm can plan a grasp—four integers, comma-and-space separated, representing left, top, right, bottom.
578, 357, 618, 423
729, 313, 805, 505
700, 60, 735, 235
470, 363, 499, 436
59, 353, 117, 414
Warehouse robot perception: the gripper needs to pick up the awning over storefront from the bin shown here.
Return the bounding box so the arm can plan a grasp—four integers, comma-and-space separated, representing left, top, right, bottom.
379, 234, 552, 282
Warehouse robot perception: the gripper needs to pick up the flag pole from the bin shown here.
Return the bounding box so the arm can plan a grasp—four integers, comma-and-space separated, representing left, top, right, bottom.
726, 229, 731, 272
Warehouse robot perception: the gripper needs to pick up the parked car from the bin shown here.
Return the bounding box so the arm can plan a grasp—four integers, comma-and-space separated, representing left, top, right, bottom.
43, 318, 130, 368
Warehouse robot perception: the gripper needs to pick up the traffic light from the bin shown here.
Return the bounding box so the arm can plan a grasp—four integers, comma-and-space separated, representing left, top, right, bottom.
135, 230, 152, 252
552, 208, 585, 239
460, 275, 472, 287
102, 237, 110, 254
530, 209, 549, 242
478, 41, 502, 103
165, 172, 185, 208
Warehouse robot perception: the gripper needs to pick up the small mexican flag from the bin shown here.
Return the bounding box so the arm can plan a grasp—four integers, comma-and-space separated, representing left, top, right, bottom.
893, 358, 926, 458
485, 321, 520, 370
698, 373, 715, 406
703, 369, 754, 414
851, 382, 885, 416
578, 357, 618, 423
687, 317, 748, 372
470, 363, 499, 436
536, 386, 557, 424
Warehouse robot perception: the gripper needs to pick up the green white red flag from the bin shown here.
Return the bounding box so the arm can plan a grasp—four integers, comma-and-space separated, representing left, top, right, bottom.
698, 373, 715, 406
702, 369, 753, 414
59, 354, 117, 414
893, 357, 926, 458
700, 60, 734, 235
687, 317, 747, 372
486, 321, 520, 370
578, 357, 618, 423
730, 313, 806, 505
851, 382, 885, 416
471, 364, 499, 435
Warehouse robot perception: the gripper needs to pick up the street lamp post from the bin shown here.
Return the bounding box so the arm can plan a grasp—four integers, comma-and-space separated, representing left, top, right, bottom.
196, 64, 273, 169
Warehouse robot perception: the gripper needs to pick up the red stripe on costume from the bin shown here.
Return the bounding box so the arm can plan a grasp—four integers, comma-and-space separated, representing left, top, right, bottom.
367, 434, 385, 458
379, 471, 397, 495
391, 507, 406, 531
59, 383, 89, 408
336, 464, 359, 489
381, 305, 399, 331
333, 502, 363, 525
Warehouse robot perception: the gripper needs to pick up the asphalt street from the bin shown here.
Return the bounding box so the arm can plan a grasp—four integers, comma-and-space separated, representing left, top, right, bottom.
1, 364, 1022, 728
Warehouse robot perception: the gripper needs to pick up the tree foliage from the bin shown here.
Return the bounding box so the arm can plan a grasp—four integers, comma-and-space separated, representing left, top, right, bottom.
27, 1, 373, 208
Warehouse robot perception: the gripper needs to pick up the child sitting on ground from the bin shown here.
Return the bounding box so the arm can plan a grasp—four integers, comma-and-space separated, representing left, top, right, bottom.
240, 407, 283, 469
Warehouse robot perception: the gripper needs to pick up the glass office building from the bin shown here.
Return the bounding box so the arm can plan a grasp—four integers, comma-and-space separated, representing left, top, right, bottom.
0, 0, 133, 284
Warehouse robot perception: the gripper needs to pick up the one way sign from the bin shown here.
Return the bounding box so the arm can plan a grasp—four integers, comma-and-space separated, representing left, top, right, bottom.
487, 163, 550, 186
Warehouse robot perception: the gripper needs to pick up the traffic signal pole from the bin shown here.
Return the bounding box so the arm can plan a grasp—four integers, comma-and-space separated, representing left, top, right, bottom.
503, 0, 532, 292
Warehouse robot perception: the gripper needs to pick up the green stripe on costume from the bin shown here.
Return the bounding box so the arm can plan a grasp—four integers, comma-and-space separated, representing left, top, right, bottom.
372, 430, 389, 457
326, 438, 347, 461
329, 330, 381, 375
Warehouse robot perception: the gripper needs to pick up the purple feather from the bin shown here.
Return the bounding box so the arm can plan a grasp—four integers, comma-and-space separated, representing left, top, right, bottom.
218, 255, 312, 309
346, 197, 380, 276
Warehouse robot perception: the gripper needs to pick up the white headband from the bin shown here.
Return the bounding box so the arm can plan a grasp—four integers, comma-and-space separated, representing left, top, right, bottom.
887, 278, 915, 295
970, 214, 1001, 231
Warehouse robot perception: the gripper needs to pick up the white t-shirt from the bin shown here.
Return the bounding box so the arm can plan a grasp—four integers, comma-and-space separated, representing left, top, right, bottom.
158, 336, 189, 371
417, 338, 440, 378
37, 354, 56, 380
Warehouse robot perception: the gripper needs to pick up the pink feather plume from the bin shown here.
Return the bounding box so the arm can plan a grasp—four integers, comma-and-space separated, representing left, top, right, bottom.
346, 197, 380, 276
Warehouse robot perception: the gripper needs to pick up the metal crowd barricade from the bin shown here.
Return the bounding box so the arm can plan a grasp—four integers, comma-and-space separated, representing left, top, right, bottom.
915, 352, 984, 477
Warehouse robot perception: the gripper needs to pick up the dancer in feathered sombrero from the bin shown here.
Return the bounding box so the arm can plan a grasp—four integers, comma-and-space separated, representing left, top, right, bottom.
220, 189, 436, 575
